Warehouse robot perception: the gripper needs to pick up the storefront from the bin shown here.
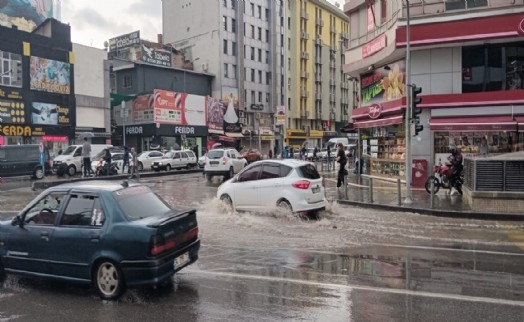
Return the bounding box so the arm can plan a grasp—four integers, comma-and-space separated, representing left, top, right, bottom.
0, 124, 75, 157
285, 129, 324, 149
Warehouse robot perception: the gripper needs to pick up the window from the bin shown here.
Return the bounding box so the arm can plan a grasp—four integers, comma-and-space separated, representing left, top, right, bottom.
223, 0, 227, 7
232, 64, 237, 79
232, 42, 237, 56
223, 39, 228, 54
260, 164, 280, 179
224, 63, 229, 78
251, 25, 255, 38
265, 8, 270, 21
60, 194, 104, 227
24, 192, 66, 225
222, 16, 227, 30
250, 3, 254, 16
257, 5, 262, 18
258, 27, 262, 40
238, 164, 261, 182
123, 75, 133, 88
180, 152, 188, 158
251, 90, 255, 103
297, 164, 321, 179
266, 72, 271, 85
265, 30, 269, 42
251, 46, 255, 60
266, 51, 270, 63
251, 69, 255, 81
231, 0, 236, 9
0, 51, 22, 88
258, 91, 262, 102
258, 70, 262, 83
258, 48, 262, 62
266, 93, 270, 103
231, 18, 237, 33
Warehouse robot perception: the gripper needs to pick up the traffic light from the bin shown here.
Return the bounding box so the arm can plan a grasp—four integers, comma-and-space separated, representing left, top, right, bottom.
411, 86, 423, 136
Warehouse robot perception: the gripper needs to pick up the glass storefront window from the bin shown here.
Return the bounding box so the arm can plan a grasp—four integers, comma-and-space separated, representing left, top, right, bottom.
434, 131, 520, 156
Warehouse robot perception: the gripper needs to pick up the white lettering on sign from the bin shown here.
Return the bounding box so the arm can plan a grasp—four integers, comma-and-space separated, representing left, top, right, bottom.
126, 126, 143, 135
174, 126, 195, 134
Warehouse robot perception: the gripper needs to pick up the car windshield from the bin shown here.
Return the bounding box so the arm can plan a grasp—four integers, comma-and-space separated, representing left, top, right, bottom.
208, 150, 224, 159
139, 152, 150, 158
62, 146, 77, 155
297, 164, 321, 179
113, 186, 172, 220
164, 151, 174, 158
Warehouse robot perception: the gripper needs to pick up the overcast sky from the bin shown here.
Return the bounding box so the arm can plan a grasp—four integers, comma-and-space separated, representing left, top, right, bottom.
61, 0, 341, 49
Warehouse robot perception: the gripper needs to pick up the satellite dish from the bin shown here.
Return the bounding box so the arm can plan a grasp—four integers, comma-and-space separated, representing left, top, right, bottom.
103, 41, 109, 50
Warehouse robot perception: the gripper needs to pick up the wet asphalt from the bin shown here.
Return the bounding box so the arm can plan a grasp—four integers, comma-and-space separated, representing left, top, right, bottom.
1, 172, 524, 321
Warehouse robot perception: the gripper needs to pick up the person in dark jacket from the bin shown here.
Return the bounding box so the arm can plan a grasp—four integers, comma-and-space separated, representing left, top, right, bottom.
122, 146, 129, 174
103, 149, 112, 176
336, 143, 347, 188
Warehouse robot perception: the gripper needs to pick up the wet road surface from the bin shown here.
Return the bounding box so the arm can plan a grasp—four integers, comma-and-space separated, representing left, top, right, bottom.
1, 173, 524, 321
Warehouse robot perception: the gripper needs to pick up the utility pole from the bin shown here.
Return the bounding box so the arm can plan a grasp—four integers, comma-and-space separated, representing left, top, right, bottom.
121, 101, 127, 147
404, 0, 413, 205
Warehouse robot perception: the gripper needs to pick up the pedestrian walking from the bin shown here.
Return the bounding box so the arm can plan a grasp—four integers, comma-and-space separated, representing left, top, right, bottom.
103, 149, 112, 176
268, 149, 273, 159
129, 147, 140, 180
313, 146, 318, 161
327, 146, 332, 170
122, 146, 130, 174
336, 143, 348, 188
82, 137, 92, 177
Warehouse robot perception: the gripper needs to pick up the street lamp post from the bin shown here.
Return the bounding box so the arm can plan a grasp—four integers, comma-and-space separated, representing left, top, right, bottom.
404, 0, 413, 205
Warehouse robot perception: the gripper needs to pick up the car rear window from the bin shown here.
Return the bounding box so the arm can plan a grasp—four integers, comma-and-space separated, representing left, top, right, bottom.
297, 164, 320, 179
113, 186, 173, 220
208, 150, 224, 159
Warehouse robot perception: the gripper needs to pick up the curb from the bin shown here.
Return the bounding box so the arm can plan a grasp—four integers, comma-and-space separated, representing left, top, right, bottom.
337, 199, 524, 221
31, 169, 203, 190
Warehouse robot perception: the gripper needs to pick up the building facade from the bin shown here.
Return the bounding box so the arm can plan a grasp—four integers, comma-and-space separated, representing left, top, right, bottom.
286, 0, 350, 149
0, 19, 76, 157
343, 0, 524, 185
108, 33, 214, 156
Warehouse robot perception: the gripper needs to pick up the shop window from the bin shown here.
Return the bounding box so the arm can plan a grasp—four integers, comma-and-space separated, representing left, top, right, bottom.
123, 75, 133, 88
445, 0, 487, 11
0, 51, 22, 88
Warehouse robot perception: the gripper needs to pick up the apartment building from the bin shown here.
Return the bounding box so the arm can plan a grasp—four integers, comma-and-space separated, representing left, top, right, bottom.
287, 0, 350, 148
343, 0, 524, 185
162, 0, 285, 154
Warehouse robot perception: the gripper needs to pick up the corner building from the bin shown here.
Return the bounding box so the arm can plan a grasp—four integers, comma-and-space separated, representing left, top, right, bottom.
343, 0, 524, 185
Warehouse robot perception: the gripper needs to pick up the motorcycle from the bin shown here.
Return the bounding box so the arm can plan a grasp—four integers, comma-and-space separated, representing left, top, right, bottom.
425, 156, 464, 195
95, 160, 120, 176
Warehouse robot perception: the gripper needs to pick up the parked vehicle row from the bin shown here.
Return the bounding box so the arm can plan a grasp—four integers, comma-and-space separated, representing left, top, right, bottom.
0, 144, 52, 180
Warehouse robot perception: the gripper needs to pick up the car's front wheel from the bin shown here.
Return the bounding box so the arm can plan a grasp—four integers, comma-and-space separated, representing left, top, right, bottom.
166, 164, 171, 171
33, 166, 44, 179
138, 162, 144, 172
67, 165, 76, 177
93, 260, 126, 301
220, 194, 233, 210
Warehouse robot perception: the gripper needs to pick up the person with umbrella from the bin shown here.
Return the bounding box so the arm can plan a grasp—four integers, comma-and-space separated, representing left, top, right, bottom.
82, 137, 92, 177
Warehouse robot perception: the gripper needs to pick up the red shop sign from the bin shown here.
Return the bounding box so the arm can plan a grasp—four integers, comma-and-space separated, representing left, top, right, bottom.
368, 104, 383, 119
41, 135, 68, 142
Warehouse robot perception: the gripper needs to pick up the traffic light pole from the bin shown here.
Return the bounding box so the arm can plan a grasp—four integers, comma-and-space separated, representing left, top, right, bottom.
404, 0, 413, 205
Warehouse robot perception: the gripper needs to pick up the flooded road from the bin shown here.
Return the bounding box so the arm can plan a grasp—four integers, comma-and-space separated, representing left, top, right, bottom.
1, 173, 524, 321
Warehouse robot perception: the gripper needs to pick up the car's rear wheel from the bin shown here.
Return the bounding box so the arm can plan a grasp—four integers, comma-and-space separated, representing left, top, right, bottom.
220, 194, 233, 210
277, 200, 293, 213
138, 162, 144, 172
67, 165, 76, 177
166, 164, 171, 171
33, 166, 44, 180
93, 260, 126, 301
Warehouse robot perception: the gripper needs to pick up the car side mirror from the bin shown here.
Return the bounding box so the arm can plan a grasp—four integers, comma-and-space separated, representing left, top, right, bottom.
11, 215, 22, 227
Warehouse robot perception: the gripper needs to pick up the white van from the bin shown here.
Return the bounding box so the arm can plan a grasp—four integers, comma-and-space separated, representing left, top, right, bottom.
325, 137, 349, 149
52, 144, 113, 176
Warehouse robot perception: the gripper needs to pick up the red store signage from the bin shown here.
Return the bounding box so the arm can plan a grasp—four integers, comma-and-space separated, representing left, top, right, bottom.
41, 135, 68, 142
368, 104, 383, 119
362, 34, 387, 58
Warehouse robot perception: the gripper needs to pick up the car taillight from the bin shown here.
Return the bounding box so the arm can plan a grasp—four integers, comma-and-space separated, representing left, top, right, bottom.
292, 180, 311, 189
149, 227, 199, 256
222, 157, 228, 165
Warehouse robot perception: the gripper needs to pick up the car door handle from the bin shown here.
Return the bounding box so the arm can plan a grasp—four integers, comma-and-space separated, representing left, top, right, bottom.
40, 231, 50, 241
91, 234, 100, 242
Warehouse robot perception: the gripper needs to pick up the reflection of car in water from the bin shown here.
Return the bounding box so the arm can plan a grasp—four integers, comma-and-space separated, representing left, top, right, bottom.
0, 181, 200, 300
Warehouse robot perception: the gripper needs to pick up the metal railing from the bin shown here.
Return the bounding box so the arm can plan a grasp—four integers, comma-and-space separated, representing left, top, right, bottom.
360, 175, 406, 206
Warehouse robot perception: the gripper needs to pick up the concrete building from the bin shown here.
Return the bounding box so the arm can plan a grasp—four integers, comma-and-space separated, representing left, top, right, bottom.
162, 0, 286, 154
73, 43, 111, 144
343, 0, 524, 186
286, 0, 350, 148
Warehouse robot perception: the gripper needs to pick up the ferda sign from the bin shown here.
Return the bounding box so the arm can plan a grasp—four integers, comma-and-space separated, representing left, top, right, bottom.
368, 104, 383, 119
125, 126, 143, 135
1, 125, 33, 136
174, 126, 195, 135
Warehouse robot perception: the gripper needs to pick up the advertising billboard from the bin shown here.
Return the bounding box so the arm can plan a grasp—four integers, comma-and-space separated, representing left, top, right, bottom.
30, 56, 71, 94
132, 94, 153, 124
221, 87, 241, 133
207, 96, 224, 134
153, 89, 206, 126
360, 61, 405, 106
109, 31, 140, 52
0, 87, 24, 124
275, 105, 286, 125
31, 102, 70, 125
0, 0, 53, 32
141, 42, 172, 68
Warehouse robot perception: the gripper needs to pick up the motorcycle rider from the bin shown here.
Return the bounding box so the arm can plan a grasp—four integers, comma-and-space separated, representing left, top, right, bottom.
449, 147, 463, 195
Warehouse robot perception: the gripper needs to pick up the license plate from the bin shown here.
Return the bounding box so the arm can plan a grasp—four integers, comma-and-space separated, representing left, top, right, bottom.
153, 165, 158, 168
312, 186, 320, 194
211, 163, 218, 167
174, 252, 190, 269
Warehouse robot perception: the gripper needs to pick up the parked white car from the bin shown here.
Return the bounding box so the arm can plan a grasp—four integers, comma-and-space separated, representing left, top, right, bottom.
217, 159, 327, 214
91, 152, 125, 175
137, 150, 164, 171
204, 148, 247, 181
52, 144, 112, 176
152, 150, 197, 171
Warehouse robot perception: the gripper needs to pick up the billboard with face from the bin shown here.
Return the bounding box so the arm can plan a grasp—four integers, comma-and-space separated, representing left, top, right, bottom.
0, 0, 53, 32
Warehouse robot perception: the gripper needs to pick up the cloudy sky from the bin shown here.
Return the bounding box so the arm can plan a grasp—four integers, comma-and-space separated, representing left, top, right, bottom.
61, 0, 341, 48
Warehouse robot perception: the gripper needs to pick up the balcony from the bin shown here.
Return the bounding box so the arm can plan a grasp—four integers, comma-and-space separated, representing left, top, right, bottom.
329, 61, 336, 68
329, 94, 335, 102
300, 52, 309, 60
330, 45, 337, 52
301, 71, 309, 79
316, 19, 324, 27
315, 73, 322, 83
301, 110, 309, 118
315, 37, 322, 46
315, 55, 322, 64
330, 26, 337, 34
300, 31, 309, 40
315, 92, 322, 100
301, 9, 309, 20
301, 90, 309, 98
341, 82, 348, 89
329, 79, 336, 86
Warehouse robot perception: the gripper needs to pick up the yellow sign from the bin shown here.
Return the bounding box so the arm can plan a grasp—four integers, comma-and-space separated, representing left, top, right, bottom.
309, 130, 323, 137
261, 135, 275, 141
287, 129, 306, 138
0, 125, 46, 136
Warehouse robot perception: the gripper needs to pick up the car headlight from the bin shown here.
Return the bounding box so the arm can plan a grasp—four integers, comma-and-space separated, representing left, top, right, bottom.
159, 162, 163, 166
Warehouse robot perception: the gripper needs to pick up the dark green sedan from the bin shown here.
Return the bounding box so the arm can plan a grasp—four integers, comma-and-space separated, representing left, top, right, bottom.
0, 181, 200, 300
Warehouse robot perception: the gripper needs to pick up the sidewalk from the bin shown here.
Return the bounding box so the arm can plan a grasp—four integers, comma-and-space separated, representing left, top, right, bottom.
319, 168, 524, 220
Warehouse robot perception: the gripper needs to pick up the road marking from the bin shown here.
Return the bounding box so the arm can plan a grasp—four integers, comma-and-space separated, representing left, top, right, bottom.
368, 243, 524, 257
191, 270, 524, 307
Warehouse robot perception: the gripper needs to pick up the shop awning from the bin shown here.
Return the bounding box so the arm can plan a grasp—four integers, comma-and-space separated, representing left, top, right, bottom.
516, 116, 524, 132
215, 135, 235, 143
429, 116, 517, 132
110, 93, 136, 107
225, 132, 245, 138
353, 115, 404, 129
